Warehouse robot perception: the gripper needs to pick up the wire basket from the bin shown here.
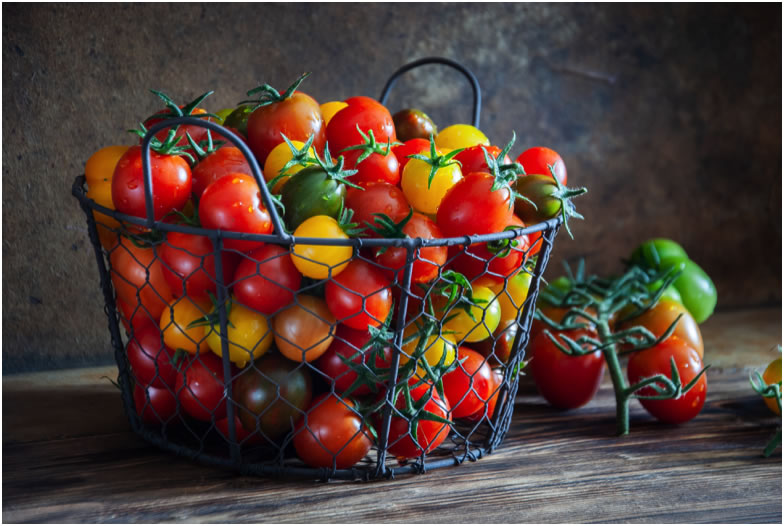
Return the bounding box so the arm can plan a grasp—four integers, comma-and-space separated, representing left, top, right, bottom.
72, 58, 563, 481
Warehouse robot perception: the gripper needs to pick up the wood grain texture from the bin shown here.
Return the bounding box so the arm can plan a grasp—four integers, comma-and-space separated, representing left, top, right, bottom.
3, 309, 782, 523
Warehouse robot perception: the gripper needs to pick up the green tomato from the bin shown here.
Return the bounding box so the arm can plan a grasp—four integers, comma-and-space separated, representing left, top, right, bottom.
213, 108, 235, 125
514, 174, 564, 224
223, 105, 254, 137
280, 165, 346, 231
646, 280, 683, 305
672, 259, 716, 324
630, 238, 689, 271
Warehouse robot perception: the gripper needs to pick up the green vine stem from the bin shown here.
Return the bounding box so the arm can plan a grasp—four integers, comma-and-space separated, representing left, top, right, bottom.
750, 364, 782, 457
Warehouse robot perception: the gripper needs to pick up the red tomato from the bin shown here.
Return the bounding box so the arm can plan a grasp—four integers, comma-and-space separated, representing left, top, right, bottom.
117, 295, 157, 335
246, 90, 326, 166
215, 416, 265, 446
442, 347, 495, 419
374, 212, 447, 284
191, 146, 252, 200
453, 145, 511, 175
316, 324, 391, 396
528, 328, 605, 410
392, 138, 430, 173
464, 368, 504, 423
110, 237, 176, 323
232, 244, 302, 315
325, 259, 392, 330
627, 337, 707, 424
126, 324, 178, 389
345, 183, 411, 237
111, 145, 192, 220
176, 353, 229, 422
516, 146, 567, 185
326, 97, 396, 155
144, 106, 212, 153
159, 231, 238, 300
198, 173, 273, 253
293, 394, 374, 469
341, 148, 400, 187
436, 172, 514, 237
133, 383, 178, 425
386, 384, 452, 459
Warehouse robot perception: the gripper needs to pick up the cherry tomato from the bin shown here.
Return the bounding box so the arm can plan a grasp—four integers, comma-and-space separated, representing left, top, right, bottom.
529, 305, 599, 352
320, 101, 349, 126
143, 105, 213, 154
630, 238, 689, 272
325, 259, 392, 331
400, 154, 462, 215
86, 180, 121, 250
112, 145, 192, 220
262, 139, 314, 193
435, 286, 501, 344
233, 244, 302, 316
437, 172, 514, 237
246, 89, 326, 166
280, 165, 347, 230
373, 212, 447, 284
109, 237, 176, 323
176, 352, 229, 422
392, 138, 431, 173
206, 299, 273, 368
627, 337, 707, 424
198, 173, 273, 253
448, 219, 530, 286
528, 328, 605, 410
159, 296, 211, 355
273, 295, 336, 362
386, 383, 452, 459
191, 146, 252, 200
326, 96, 396, 155
464, 368, 504, 423
133, 383, 177, 425
342, 147, 400, 188
671, 259, 717, 324
399, 325, 457, 381
453, 145, 511, 175
393, 108, 437, 142
442, 347, 495, 419
617, 298, 704, 358
117, 295, 157, 335
291, 215, 352, 280
159, 231, 238, 300
474, 318, 518, 365
345, 183, 411, 237
316, 324, 391, 396
293, 394, 374, 469
762, 356, 782, 415
86, 145, 130, 187
231, 353, 312, 440
126, 324, 178, 389
489, 271, 532, 323
434, 124, 489, 151
223, 105, 254, 138
516, 146, 567, 185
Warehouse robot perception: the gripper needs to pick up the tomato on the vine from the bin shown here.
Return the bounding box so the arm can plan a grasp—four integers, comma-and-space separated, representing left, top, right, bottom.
516, 146, 567, 185
293, 394, 374, 469
627, 337, 707, 424
316, 324, 391, 395
435, 286, 501, 344
399, 325, 457, 380
762, 356, 782, 415
617, 298, 703, 358
385, 383, 452, 459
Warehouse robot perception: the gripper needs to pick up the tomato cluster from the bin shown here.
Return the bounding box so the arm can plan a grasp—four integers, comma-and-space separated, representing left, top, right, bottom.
84, 75, 574, 470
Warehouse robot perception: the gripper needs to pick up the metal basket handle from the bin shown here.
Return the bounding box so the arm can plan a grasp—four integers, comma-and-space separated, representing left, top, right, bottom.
378, 57, 482, 128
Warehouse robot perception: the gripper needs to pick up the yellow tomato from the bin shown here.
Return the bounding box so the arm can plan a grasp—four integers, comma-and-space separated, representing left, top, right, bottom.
213, 107, 235, 125
401, 157, 462, 215
263, 140, 316, 193
160, 297, 211, 355
291, 215, 353, 279
435, 124, 489, 151
206, 300, 273, 367
85, 145, 130, 187
86, 181, 120, 249
489, 272, 532, 322
274, 295, 336, 362
436, 286, 501, 343
400, 325, 457, 380
762, 356, 782, 415
320, 101, 349, 126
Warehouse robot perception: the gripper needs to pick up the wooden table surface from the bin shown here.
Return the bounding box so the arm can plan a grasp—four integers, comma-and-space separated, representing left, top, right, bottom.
3, 308, 782, 523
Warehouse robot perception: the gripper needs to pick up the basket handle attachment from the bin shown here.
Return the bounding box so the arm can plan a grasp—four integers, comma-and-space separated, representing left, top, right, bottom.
378, 57, 482, 129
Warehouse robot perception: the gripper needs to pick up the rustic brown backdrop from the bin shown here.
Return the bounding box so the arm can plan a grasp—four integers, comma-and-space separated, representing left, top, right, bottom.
3, 3, 781, 373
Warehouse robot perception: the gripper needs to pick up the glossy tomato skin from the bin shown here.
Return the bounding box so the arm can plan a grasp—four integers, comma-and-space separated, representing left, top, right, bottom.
316, 324, 391, 396
273, 295, 336, 362
159, 231, 238, 300
385, 384, 452, 459
293, 394, 374, 469
514, 174, 566, 225
341, 148, 400, 188
326, 97, 396, 155
453, 145, 511, 175
198, 173, 273, 253
516, 146, 567, 185
232, 353, 313, 439
392, 108, 437, 142
442, 347, 495, 419
345, 183, 411, 237
134, 383, 178, 425
280, 165, 346, 230
117, 295, 157, 335
246, 90, 326, 166
528, 328, 605, 410
464, 368, 504, 423
617, 298, 704, 358
126, 324, 178, 389
627, 338, 707, 424
671, 259, 717, 324
762, 357, 782, 415
374, 212, 447, 284
325, 259, 392, 330
291, 215, 352, 280
232, 244, 302, 316
437, 172, 514, 238
176, 352, 229, 422
112, 146, 192, 220
392, 138, 430, 173
191, 146, 252, 200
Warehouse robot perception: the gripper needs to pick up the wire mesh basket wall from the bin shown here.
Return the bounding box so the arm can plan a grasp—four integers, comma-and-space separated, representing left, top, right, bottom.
72, 58, 563, 481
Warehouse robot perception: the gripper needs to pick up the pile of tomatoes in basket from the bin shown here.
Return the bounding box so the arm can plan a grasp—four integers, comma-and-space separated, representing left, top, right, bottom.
83, 73, 577, 469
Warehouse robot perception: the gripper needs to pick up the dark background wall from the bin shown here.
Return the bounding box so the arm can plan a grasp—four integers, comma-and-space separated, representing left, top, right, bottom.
3, 3, 781, 373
